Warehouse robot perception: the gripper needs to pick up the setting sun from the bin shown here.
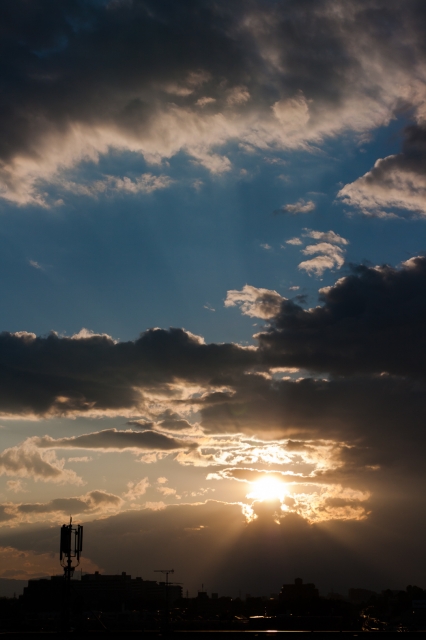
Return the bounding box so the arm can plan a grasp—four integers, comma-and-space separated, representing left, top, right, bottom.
246, 477, 288, 502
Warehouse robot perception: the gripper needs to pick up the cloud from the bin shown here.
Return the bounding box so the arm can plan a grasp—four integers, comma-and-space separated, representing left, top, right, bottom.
255, 255, 426, 377
143, 501, 166, 511
302, 229, 349, 245
0, 508, 16, 523
196, 97, 216, 107
0, 545, 101, 580
6, 480, 27, 493
0, 491, 122, 528
2, 2, 426, 204
34, 429, 196, 452
28, 260, 44, 270
16, 490, 121, 515
0, 328, 256, 417
225, 285, 284, 319
298, 242, 345, 276
58, 172, 173, 198
216, 468, 371, 524
283, 229, 349, 276
275, 199, 316, 215
157, 413, 196, 432
338, 125, 426, 217
124, 477, 150, 501
0, 442, 82, 485
157, 486, 177, 497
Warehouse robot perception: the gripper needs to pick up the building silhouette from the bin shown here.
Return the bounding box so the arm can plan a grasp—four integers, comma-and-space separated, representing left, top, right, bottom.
279, 577, 319, 601
20, 571, 182, 613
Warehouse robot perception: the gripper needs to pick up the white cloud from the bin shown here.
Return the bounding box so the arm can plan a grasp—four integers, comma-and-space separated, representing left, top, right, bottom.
298, 255, 340, 277
279, 199, 316, 214
295, 231, 348, 277
339, 165, 426, 217
303, 229, 349, 245
225, 284, 284, 319
71, 328, 117, 341
298, 243, 345, 276
59, 173, 173, 199
285, 237, 303, 245
28, 260, 44, 270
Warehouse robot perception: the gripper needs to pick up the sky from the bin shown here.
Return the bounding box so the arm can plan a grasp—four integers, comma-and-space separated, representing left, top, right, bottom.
0, 0, 425, 598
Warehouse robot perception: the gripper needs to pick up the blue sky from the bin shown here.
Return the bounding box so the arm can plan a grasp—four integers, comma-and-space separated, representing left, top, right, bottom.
1, 116, 423, 343
0, 0, 426, 597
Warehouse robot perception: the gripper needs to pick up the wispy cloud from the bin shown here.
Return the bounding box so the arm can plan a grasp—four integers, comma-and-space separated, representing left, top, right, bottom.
35, 429, 196, 452
59, 173, 173, 199
124, 477, 150, 501
28, 260, 44, 271
275, 199, 316, 215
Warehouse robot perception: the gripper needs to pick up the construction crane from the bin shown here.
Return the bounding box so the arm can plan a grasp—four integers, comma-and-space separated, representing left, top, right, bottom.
154, 569, 178, 630
154, 568, 174, 585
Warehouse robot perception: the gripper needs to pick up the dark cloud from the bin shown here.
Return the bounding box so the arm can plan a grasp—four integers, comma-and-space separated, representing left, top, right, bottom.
256, 256, 426, 377
1, 1, 426, 204
35, 429, 195, 451
158, 418, 195, 432
17, 498, 89, 515
129, 410, 195, 432
0, 507, 15, 523
16, 491, 121, 515
0, 328, 255, 416
199, 372, 426, 482
0, 443, 81, 484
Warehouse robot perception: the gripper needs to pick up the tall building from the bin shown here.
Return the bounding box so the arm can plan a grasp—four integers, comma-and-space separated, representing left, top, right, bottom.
279, 578, 319, 601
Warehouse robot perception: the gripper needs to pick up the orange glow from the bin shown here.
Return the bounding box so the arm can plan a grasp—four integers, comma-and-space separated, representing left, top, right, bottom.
246, 477, 288, 502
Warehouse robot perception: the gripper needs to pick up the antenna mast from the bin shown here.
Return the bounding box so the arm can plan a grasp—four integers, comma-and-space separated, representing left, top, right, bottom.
59, 516, 83, 631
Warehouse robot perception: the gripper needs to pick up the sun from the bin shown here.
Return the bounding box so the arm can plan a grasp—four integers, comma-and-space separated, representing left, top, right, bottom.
246, 477, 287, 502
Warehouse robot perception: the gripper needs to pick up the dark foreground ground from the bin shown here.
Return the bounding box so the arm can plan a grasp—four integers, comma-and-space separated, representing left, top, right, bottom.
0, 633, 413, 638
